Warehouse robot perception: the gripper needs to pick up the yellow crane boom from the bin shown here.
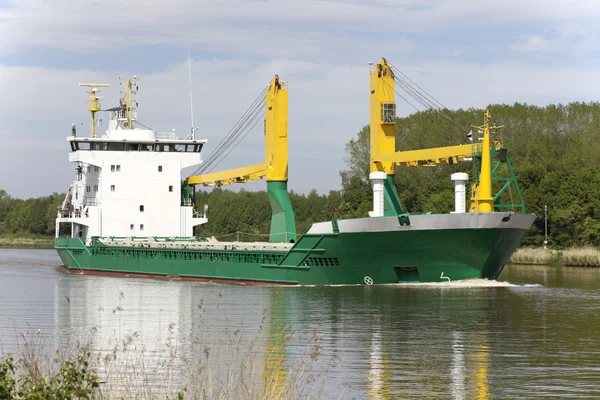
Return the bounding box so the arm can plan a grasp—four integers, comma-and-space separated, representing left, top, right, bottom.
186, 74, 288, 187
374, 141, 500, 167
186, 163, 267, 186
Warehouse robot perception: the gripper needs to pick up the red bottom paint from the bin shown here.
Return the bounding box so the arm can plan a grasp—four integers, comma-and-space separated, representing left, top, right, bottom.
60, 266, 297, 286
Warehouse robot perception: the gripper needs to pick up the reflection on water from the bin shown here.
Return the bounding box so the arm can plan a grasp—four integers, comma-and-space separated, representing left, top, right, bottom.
2, 249, 600, 398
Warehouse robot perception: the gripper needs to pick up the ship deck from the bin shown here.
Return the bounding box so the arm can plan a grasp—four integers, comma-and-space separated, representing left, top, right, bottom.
96, 237, 294, 252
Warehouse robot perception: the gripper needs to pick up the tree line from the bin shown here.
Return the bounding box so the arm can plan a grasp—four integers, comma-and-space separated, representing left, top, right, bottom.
2, 102, 600, 248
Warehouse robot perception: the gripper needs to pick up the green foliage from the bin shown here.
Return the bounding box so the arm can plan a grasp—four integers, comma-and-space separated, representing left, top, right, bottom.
0, 348, 100, 399
0, 192, 63, 238
339, 102, 600, 248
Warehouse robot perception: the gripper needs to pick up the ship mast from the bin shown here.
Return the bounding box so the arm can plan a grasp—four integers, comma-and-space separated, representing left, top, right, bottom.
470, 110, 504, 212
188, 51, 196, 140
79, 83, 110, 138
119, 76, 139, 129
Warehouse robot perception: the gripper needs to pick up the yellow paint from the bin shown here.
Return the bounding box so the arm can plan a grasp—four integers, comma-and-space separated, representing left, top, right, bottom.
262, 288, 288, 398
265, 75, 289, 181
185, 163, 267, 186
79, 83, 109, 138
119, 77, 138, 130
370, 58, 396, 174
187, 75, 288, 186
469, 337, 490, 400
375, 142, 500, 167
470, 110, 502, 213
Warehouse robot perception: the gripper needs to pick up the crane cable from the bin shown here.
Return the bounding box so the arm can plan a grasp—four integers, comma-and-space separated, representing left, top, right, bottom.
190, 85, 268, 177
195, 86, 266, 174
386, 61, 471, 134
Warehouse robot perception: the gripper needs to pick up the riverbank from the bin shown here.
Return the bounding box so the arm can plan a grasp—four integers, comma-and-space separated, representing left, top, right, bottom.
0, 236, 54, 249
510, 247, 600, 267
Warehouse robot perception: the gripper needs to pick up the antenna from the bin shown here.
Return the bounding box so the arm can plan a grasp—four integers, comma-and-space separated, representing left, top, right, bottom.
188, 50, 196, 140
79, 83, 110, 138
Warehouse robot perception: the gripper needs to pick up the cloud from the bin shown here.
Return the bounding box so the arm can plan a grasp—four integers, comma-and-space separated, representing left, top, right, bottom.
1, 0, 600, 198
3, 0, 600, 56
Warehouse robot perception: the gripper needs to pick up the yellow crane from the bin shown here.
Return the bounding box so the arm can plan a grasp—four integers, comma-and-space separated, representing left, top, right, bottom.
186, 75, 288, 187
369, 57, 502, 213
79, 83, 110, 138
186, 75, 296, 243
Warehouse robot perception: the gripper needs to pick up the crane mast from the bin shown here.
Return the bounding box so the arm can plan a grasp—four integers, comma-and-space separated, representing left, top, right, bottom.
186, 75, 296, 243
369, 57, 507, 214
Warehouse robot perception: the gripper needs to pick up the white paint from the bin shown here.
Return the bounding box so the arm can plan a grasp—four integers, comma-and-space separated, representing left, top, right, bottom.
368, 172, 387, 218
440, 272, 451, 282
56, 111, 208, 242
451, 172, 469, 214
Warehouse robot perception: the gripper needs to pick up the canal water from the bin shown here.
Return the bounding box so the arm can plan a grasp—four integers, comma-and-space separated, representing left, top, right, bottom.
1, 248, 600, 398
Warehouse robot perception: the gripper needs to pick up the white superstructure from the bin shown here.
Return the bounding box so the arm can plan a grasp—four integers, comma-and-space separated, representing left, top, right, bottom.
56, 79, 208, 243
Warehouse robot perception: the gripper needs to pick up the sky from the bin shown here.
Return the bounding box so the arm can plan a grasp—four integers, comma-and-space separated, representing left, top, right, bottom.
1, 0, 599, 199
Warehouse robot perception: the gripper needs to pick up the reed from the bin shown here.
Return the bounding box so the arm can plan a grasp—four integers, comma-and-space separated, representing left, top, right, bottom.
510, 247, 600, 267
510, 248, 560, 265
0, 236, 54, 249
0, 312, 330, 399
562, 247, 600, 267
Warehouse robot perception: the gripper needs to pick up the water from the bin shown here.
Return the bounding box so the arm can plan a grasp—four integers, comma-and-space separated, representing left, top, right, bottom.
2, 248, 600, 398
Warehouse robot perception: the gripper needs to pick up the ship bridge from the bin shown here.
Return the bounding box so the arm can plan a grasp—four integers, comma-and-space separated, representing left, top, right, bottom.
56, 77, 209, 244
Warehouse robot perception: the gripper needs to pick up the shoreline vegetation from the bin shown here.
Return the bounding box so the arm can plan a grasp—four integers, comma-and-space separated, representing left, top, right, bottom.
0, 309, 329, 399
510, 247, 600, 267
0, 235, 54, 249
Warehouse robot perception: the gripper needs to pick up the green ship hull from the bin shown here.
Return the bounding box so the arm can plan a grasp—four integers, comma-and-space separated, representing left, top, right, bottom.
55, 213, 534, 285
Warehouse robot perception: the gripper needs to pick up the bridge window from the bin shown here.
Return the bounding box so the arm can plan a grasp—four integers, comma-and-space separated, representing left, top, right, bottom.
140, 205, 144, 212
169, 185, 173, 192
158, 165, 163, 172
140, 224, 144, 231
94, 166, 99, 172
130, 224, 134, 230
381, 102, 396, 124
116, 165, 121, 172
111, 165, 115, 172
111, 185, 115, 192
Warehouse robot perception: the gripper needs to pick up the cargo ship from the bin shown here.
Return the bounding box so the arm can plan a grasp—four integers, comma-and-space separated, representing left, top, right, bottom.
55, 59, 535, 285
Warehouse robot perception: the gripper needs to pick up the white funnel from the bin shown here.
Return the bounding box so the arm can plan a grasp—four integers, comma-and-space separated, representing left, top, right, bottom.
369, 172, 387, 217
451, 173, 469, 213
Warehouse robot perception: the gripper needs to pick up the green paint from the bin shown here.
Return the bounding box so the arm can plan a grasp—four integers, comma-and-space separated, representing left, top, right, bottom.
492, 154, 525, 213
267, 181, 296, 243
383, 174, 404, 216
56, 220, 529, 285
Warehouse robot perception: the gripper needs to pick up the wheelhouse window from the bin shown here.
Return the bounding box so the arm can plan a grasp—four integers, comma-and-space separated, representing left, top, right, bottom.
140, 224, 144, 231
130, 224, 134, 230
158, 165, 163, 172
140, 205, 144, 212
169, 185, 173, 192
381, 102, 396, 124
71, 141, 203, 152
116, 165, 121, 172
111, 165, 115, 172
110, 185, 115, 192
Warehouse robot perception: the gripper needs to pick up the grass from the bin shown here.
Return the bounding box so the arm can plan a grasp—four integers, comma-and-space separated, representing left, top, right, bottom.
0, 234, 54, 249
510, 247, 600, 267
0, 304, 333, 399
